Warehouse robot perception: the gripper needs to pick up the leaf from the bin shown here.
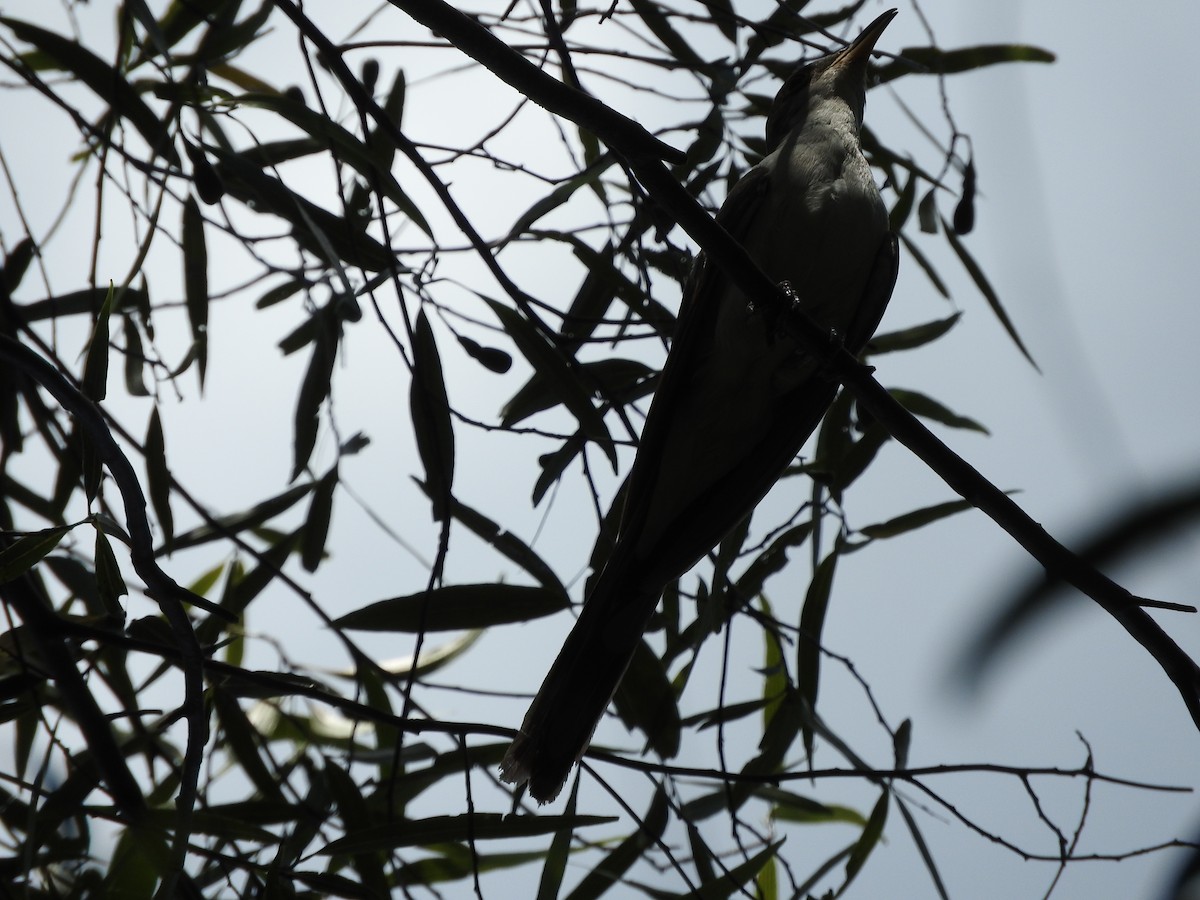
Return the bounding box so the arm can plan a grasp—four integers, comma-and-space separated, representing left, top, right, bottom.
120, 314, 150, 396
691, 839, 785, 900
486, 298, 615, 465
93, 527, 127, 622
917, 187, 939, 234
859, 498, 977, 540
0, 16, 177, 163
319, 813, 616, 855
456, 334, 511, 373
291, 316, 337, 481
888, 387, 989, 434
797, 552, 837, 758
567, 787, 669, 899
144, 408, 174, 545
182, 196, 209, 388
941, 215, 1038, 368
502, 358, 653, 428
867, 313, 961, 354
613, 639, 682, 760
844, 791, 890, 884
80, 283, 116, 402
212, 147, 398, 272
232, 92, 431, 235
334, 584, 568, 633
897, 234, 950, 298
888, 167, 917, 233
410, 311, 455, 521
300, 465, 338, 572
413, 488, 567, 597
0, 525, 71, 582
878, 43, 1055, 83
163, 483, 313, 555
628, 0, 703, 68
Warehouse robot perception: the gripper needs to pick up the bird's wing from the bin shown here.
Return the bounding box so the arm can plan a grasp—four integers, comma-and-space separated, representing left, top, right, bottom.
610, 165, 773, 570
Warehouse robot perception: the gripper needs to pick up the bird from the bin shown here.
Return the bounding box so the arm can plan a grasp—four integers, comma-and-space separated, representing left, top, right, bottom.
501, 9, 901, 804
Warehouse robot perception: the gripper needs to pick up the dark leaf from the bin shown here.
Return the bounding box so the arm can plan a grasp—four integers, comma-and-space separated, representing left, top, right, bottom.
300, 465, 338, 572
319, 813, 616, 855
291, 316, 338, 482
953, 157, 976, 234
859, 498, 977, 540
867, 312, 961, 355
613, 638, 681, 759
144, 408, 174, 545
567, 787, 669, 899
487, 298, 615, 466
941, 215, 1037, 368
182, 196, 209, 388
844, 791, 890, 884
797, 552, 838, 758
0, 526, 72, 583
0, 17, 177, 162
410, 311, 455, 521
456, 334, 512, 373
93, 526, 127, 623
878, 43, 1055, 83
163, 484, 313, 555
335, 584, 568, 633
888, 387, 989, 434
80, 284, 115, 402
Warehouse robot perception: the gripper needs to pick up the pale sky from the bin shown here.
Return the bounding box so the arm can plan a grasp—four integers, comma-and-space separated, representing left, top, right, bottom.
2, 1, 1199, 898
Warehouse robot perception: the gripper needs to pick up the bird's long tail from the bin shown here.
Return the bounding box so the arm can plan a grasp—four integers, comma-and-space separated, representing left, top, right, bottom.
500, 567, 659, 804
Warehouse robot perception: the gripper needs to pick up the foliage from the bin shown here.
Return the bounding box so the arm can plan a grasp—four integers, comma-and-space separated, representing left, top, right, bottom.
0, 1, 1187, 898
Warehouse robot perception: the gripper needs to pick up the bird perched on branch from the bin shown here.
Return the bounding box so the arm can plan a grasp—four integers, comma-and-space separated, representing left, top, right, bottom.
502, 9, 900, 804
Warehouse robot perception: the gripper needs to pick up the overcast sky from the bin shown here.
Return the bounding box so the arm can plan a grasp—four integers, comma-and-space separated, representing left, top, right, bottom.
3, 1, 1199, 897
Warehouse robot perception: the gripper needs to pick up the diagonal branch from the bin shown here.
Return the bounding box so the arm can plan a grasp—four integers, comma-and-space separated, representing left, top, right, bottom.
374, 0, 1200, 730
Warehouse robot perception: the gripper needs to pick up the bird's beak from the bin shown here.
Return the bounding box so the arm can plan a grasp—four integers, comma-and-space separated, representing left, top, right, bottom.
830, 9, 897, 73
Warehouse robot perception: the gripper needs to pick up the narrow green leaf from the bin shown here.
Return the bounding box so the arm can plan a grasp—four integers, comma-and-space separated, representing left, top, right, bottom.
93, 526, 127, 622
300, 465, 338, 572
487, 298, 616, 466
868, 313, 961, 354
144, 408, 174, 546
614, 639, 681, 760
844, 791, 890, 883
120, 314, 150, 396
182, 196, 209, 388
0, 526, 72, 583
888, 387, 989, 434
80, 283, 116, 402
888, 167, 917, 233
413, 487, 567, 597
457, 334, 512, 373
233, 91, 431, 236
0, 16, 177, 162
319, 813, 616, 855
2, 236, 35, 294
567, 788, 669, 900
291, 317, 337, 481
897, 234, 950, 298
692, 839, 785, 900
797, 552, 837, 757
410, 311, 455, 521
336, 584, 567, 633
628, 0, 703, 67
536, 777, 579, 900
941, 215, 1038, 368
879, 43, 1055, 83
917, 188, 939, 234
859, 498, 976, 540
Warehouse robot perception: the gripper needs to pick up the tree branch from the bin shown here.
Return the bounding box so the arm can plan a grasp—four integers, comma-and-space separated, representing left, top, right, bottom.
377, 0, 1200, 730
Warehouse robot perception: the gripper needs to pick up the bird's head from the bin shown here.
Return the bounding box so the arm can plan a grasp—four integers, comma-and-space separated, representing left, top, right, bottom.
765, 9, 896, 153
